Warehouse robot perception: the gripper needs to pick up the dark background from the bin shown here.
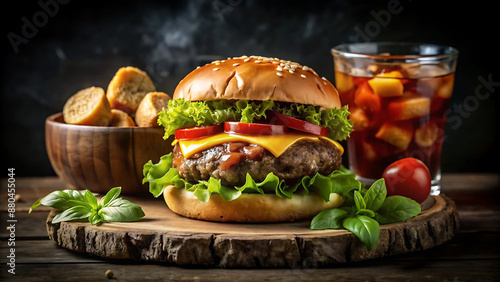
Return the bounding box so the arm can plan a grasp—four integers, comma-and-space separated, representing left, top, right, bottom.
1, 0, 498, 177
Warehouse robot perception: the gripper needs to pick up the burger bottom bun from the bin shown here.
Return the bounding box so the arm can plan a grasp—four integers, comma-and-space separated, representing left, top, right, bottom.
163, 185, 344, 222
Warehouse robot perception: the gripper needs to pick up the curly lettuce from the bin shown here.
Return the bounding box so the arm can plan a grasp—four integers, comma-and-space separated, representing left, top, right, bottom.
142, 153, 361, 202
157, 99, 353, 141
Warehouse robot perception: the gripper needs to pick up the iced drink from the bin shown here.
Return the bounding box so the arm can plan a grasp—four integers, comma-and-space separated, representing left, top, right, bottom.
332, 43, 458, 195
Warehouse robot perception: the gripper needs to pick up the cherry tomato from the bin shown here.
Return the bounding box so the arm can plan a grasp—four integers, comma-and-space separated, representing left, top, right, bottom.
175, 125, 223, 139
382, 158, 431, 203
224, 122, 288, 135
267, 111, 330, 137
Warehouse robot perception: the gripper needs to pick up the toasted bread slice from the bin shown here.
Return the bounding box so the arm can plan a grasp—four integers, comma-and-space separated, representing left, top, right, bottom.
110, 109, 136, 127
63, 86, 112, 126
135, 92, 171, 127
106, 66, 156, 115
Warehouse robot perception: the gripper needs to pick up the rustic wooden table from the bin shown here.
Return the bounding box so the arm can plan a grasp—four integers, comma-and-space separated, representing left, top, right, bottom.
1, 174, 499, 281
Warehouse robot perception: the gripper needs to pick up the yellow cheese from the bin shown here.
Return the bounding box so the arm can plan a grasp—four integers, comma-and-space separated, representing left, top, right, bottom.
175, 132, 344, 159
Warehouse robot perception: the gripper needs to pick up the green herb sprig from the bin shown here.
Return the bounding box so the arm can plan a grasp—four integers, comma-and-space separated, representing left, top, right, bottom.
310, 178, 421, 250
29, 187, 145, 225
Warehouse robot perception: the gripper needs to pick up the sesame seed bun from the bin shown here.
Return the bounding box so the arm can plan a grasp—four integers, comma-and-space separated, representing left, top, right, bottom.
173, 56, 341, 109
163, 185, 344, 222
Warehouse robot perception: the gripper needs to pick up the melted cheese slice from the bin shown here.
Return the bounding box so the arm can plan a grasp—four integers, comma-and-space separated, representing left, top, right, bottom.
174, 132, 344, 159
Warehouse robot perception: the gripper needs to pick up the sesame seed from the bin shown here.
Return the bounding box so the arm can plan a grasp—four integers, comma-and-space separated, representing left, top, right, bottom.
196, 66, 200, 69
302, 66, 310, 71
322, 77, 327, 80
276, 72, 282, 77
244, 58, 250, 62
276, 66, 283, 71
213, 68, 220, 71
233, 63, 240, 66
214, 60, 220, 65
289, 69, 294, 74
255, 60, 261, 63
301, 74, 306, 78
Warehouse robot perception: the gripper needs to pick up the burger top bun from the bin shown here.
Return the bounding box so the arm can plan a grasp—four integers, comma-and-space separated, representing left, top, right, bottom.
173, 55, 341, 110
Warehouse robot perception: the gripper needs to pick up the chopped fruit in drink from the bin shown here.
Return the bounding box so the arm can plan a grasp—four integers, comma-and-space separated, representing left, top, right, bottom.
436, 75, 454, 99
388, 97, 431, 120
415, 121, 439, 147
354, 82, 381, 113
368, 77, 404, 97
334, 71, 354, 93
375, 121, 414, 151
349, 108, 371, 131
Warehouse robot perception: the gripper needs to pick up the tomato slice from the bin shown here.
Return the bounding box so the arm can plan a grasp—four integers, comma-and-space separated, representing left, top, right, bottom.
175, 125, 224, 140
224, 122, 288, 135
267, 111, 330, 137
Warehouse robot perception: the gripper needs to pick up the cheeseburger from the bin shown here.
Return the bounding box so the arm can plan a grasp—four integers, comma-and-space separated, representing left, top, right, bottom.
143, 55, 353, 222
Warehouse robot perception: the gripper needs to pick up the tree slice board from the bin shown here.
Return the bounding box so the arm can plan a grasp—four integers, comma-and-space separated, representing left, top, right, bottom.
46, 195, 459, 268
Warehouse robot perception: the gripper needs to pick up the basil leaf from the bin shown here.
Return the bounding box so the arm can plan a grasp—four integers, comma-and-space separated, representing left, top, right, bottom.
98, 198, 145, 222
29, 199, 42, 213
30, 190, 92, 213
356, 208, 376, 218
310, 208, 350, 230
88, 210, 103, 225
354, 190, 366, 210
99, 187, 122, 208
84, 190, 98, 209
375, 196, 421, 224
343, 215, 380, 250
51, 205, 92, 224
363, 178, 387, 212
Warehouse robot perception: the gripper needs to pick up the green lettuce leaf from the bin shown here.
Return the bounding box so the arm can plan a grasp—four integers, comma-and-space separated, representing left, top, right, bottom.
157, 99, 353, 141
142, 152, 359, 203
274, 103, 353, 141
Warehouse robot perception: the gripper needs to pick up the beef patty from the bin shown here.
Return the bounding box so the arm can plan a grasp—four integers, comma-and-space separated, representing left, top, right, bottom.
172, 139, 342, 186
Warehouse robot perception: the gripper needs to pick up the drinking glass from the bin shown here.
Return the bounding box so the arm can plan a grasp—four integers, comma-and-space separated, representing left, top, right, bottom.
331, 42, 458, 195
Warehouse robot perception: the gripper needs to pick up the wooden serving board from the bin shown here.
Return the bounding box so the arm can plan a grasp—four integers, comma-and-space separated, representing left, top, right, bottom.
46, 195, 459, 268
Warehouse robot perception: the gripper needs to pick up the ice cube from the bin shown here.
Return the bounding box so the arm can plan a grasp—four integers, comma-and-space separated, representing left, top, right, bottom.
414, 121, 439, 147
403, 62, 450, 79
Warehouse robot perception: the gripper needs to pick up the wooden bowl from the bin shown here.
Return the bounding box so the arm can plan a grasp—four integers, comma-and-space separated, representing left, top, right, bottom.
45, 113, 173, 195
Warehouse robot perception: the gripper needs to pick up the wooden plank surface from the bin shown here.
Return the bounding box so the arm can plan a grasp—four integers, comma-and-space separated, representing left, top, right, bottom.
0, 174, 499, 281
